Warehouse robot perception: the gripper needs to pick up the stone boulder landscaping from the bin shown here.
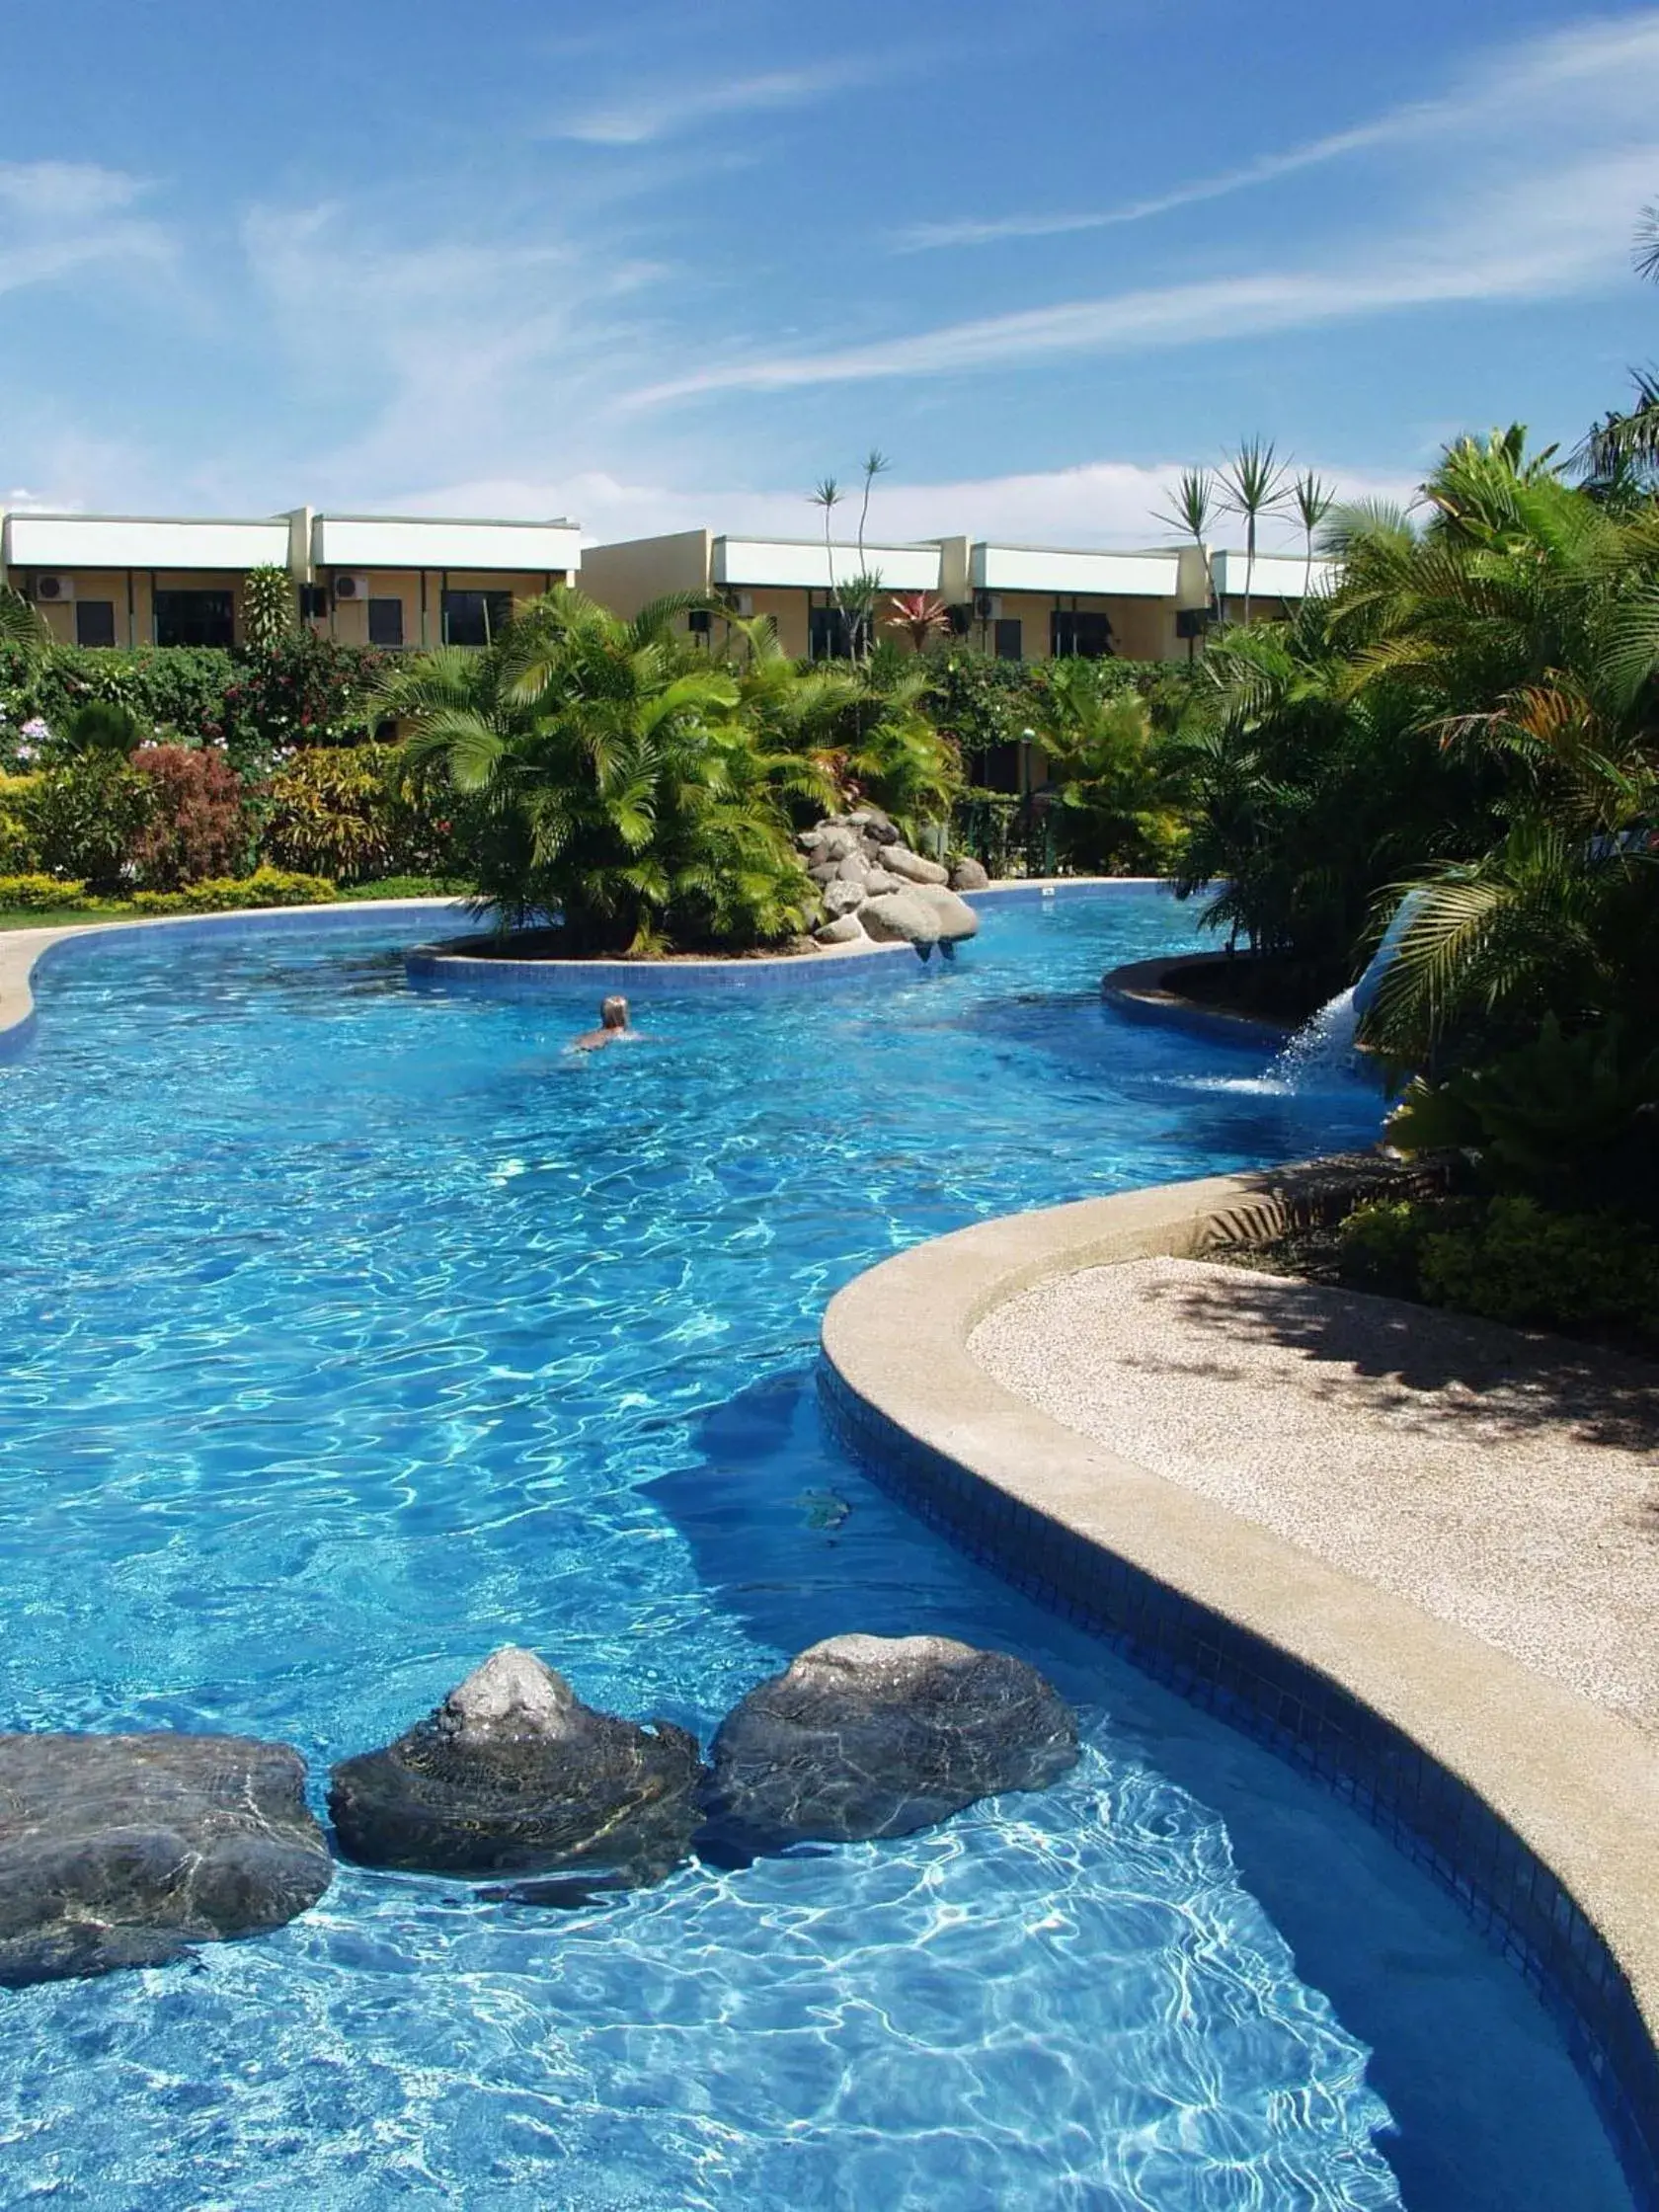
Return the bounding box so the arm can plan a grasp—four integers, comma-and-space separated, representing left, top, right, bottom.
698, 1632, 1078, 1851
0, 1731, 332, 1987
797, 813, 982, 953
328, 1646, 704, 1885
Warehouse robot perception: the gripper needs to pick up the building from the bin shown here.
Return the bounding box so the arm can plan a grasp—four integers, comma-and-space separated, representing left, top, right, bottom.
0, 508, 583, 652
582, 527, 1337, 664
580, 528, 955, 660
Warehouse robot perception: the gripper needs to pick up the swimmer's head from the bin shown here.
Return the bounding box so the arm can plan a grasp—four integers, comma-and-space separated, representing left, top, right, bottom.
600, 995, 629, 1030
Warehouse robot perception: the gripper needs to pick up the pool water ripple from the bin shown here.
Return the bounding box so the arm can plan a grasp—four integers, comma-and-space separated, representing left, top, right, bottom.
0, 893, 1634, 2210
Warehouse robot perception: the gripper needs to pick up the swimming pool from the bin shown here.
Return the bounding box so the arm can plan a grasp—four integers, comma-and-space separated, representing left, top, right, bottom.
0, 889, 1634, 2210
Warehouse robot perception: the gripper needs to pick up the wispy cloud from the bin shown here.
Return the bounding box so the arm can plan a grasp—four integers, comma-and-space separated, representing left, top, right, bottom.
0, 160, 173, 297
557, 63, 863, 146
896, 11, 1659, 251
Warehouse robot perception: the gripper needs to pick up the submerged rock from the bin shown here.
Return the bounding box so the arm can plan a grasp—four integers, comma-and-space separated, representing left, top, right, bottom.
328, 1647, 703, 1885
0, 1731, 332, 1987
699, 1633, 1078, 1850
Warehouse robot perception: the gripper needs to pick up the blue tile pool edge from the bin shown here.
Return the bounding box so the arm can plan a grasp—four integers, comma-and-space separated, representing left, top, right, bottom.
816, 1354, 1659, 2211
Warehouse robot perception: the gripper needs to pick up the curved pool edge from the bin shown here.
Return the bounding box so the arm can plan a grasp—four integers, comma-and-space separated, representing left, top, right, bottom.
0, 899, 467, 1053
1101, 951, 1292, 1042
819, 1164, 1659, 2206
398, 878, 1172, 999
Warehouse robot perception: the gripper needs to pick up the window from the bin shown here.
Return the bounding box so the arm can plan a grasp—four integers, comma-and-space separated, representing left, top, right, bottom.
809, 605, 860, 661
75, 599, 118, 649
367, 597, 405, 649
154, 589, 234, 648
441, 589, 513, 646
1050, 607, 1115, 660
993, 617, 1022, 662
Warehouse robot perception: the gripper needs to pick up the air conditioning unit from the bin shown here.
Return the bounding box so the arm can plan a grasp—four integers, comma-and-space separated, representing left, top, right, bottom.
33, 574, 73, 603
332, 574, 369, 602
974, 592, 1001, 620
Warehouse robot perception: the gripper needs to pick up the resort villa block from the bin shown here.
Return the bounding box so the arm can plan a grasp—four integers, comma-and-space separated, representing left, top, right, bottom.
581, 528, 1337, 663
0, 505, 1332, 672
0, 510, 583, 652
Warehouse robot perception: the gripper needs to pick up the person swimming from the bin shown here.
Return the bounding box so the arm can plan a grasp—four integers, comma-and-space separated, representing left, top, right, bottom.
571, 994, 641, 1052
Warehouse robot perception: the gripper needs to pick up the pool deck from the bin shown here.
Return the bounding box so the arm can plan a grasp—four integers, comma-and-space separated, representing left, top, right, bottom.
821, 1165, 1659, 2195
972, 1256, 1659, 1732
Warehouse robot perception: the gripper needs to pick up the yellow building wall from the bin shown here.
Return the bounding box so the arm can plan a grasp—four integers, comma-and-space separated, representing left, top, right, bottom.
971, 591, 1179, 663
24, 570, 272, 648
316, 568, 566, 648
581, 531, 711, 623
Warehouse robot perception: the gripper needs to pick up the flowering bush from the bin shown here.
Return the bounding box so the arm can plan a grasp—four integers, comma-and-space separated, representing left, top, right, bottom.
129, 745, 249, 888
11, 756, 155, 890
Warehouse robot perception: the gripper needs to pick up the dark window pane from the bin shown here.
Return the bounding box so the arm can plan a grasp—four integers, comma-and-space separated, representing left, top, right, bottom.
993, 618, 1022, 662
154, 589, 234, 648
1050, 608, 1115, 660
75, 599, 118, 649
441, 589, 512, 646
809, 605, 856, 661
367, 597, 405, 648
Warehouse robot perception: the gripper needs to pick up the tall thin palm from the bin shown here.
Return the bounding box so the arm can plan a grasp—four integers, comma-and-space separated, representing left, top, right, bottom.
1220, 439, 1288, 624
811, 477, 841, 652
1155, 468, 1218, 638
1290, 470, 1336, 597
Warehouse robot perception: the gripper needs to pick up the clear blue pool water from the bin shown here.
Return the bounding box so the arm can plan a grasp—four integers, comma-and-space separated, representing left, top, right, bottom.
0, 889, 1634, 2212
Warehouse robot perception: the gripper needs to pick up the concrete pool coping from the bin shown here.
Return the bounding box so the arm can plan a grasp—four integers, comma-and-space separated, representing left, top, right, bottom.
1101, 951, 1292, 1042
0, 898, 469, 1050
820, 1162, 1659, 2201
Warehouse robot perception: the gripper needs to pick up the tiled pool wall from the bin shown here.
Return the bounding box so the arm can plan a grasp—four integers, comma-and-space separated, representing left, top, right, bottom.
819, 1357, 1659, 2211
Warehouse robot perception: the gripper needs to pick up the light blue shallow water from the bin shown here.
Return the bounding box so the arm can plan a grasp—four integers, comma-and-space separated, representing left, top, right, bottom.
0, 890, 1633, 2212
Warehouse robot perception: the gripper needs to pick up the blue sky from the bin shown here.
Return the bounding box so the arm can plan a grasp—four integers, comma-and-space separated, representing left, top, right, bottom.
3, 0, 1658, 548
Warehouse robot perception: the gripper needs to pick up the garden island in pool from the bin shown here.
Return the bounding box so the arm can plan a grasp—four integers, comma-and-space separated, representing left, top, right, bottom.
0, 885, 1646, 2211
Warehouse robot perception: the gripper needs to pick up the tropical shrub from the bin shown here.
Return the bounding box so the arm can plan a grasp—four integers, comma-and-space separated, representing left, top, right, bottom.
0, 641, 237, 754
1034, 661, 1187, 873
0, 872, 92, 910
378, 591, 815, 951
127, 866, 336, 913
263, 742, 462, 884
0, 774, 39, 871
128, 746, 248, 888
12, 756, 156, 891
1417, 1196, 1658, 1337
1335, 1199, 1435, 1297
61, 700, 149, 754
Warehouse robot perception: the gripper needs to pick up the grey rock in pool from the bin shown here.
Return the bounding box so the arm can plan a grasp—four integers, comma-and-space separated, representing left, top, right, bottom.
0, 1730, 333, 1986
328, 1646, 704, 1887
698, 1632, 1078, 1855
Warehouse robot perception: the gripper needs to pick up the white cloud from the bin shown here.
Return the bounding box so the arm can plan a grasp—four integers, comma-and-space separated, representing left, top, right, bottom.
623, 144, 1659, 406
897, 11, 1659, 251
557, 64, 864, 146
0, 159, 172, 298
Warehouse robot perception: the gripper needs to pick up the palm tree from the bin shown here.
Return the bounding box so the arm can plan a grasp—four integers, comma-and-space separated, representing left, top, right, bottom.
854, 448, 890, 575
376, 589, 814, 952
1219, 438, 1288, 624
1155, 468, 1218, 656
1289, 470, 1336, 597
0, 586, 47, 656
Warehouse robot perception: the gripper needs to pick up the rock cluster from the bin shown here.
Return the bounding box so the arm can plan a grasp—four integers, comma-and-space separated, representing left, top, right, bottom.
798, 812, 985, 954
0, 1636, 1077, 1979
0, 1730, 332, 1987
